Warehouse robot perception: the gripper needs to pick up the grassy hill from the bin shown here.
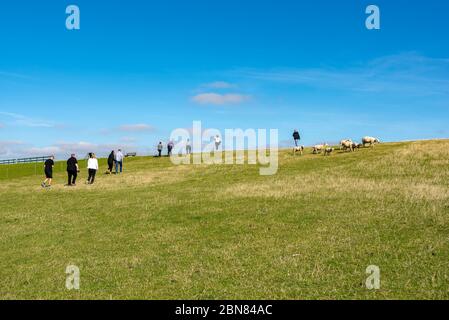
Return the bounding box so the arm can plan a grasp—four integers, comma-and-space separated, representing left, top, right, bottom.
0, 140, 448, 299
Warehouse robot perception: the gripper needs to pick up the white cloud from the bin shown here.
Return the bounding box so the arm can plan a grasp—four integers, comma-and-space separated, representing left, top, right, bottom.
25, 146, 62, 156
203, 81, 236, 89
0, 112, 57, 128
235, 53, 449, 96
192, 93, 250, 105
120, 136, 137, 143
118, 124, 155, 132
0, 140, 138, 160
0, 140, 25, 157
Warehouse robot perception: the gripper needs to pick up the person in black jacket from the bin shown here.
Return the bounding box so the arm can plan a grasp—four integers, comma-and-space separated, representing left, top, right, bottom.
41, 155, 55, 188
107, 150, 115, 174
293, 130, 301, 147
66, 154, 79, 186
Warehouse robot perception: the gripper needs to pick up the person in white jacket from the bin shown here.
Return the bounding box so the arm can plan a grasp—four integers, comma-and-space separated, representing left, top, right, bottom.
87, 153, 99, 184
115, 149, 124, 174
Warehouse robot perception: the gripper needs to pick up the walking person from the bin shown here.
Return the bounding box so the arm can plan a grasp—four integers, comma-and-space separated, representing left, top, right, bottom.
87, 153, 99, 184
186, 139, 192, 155
115, 149, 124, 174
107, 150, 115, 174
157, 142, 163, 157
167, 141, 174, 156
293, 129, 301, 147
214, 135, 221, 151
66, 154, 79, 186
41, 155, 55, 188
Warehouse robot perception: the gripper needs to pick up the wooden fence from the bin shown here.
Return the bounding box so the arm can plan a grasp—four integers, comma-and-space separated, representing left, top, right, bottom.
0, 156, 51, 165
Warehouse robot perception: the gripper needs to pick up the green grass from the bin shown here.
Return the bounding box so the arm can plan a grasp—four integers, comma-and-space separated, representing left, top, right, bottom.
1, 140, 448, 299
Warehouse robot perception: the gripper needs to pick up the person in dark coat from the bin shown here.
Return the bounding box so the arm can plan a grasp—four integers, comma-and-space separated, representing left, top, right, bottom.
107, 150, 115, 174
293, 130, 301, 147
167, 141, 174, 156
41, 155, 55, 188
66, 154, 79, 186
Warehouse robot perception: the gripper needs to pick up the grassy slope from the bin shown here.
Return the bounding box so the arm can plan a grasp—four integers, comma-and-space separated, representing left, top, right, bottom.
0, 140, 448, 299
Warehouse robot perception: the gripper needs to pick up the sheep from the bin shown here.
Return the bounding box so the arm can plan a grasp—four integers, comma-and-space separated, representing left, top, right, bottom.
340, 139, 354, 152
324, 147, 334, 156
362, 136, 380, 147
351, 141, 363, 151
293, 145, 304, 156
313, 143, 328, 154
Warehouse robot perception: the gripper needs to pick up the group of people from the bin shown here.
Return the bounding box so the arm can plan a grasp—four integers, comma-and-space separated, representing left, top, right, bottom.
107, 149, 124, 174
40, 131, 298, 188
155, 135, 222, 157
40, 149, 125, 188
157, 141, 175, 157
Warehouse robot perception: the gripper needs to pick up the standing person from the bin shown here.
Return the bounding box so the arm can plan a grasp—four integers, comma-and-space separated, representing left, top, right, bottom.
293, 129, 301, 147
115, 149, 124, 174
66, 154, 79, 186
167, 141, 174, 156
107, 150, 115, 174
214, 135, 221, 151
186, 139, 192, 155
41, 155, 55, 188
157, 142, 163, 157
87, 153, 99, 184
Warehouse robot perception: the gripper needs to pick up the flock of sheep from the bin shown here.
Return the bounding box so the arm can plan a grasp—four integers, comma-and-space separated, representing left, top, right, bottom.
293, 136, 381, 156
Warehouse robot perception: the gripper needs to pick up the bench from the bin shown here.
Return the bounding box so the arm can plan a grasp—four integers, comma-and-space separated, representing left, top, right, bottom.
125, 152, 137, 157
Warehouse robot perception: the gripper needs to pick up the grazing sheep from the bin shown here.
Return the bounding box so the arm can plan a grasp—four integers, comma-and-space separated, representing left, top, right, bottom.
293, 145, 304, 156
362, 136, 380, 147
340, 139, 354, 152
313, 143, 328, 154
351, 141, 363, 151
324, 147, 334, 156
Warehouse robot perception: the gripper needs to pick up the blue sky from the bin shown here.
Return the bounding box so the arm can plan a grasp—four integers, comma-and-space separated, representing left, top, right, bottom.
1, 0, 448, 158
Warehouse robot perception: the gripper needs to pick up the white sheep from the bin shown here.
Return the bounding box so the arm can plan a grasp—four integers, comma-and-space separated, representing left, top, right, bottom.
324, 147, 334, 156
340, 139, 354, 152
313, 143, 328, 154
362, 136, 380, 147
293, 145, 304, 156
351, 141, 363, 151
